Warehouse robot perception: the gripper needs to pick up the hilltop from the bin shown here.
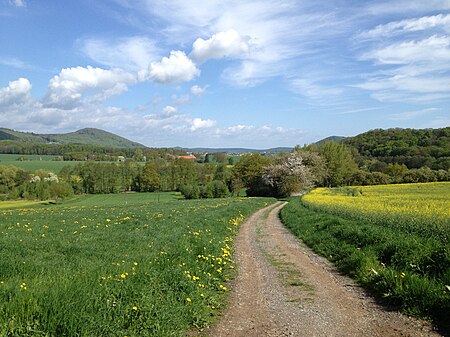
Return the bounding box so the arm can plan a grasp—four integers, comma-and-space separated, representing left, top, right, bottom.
0, 128, 144, 148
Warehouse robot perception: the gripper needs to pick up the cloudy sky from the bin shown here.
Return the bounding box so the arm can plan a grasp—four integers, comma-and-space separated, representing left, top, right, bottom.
1, 1, 449, 148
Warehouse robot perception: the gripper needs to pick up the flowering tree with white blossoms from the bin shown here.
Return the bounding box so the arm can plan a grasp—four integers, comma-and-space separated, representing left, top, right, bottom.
262, 151, 325, 197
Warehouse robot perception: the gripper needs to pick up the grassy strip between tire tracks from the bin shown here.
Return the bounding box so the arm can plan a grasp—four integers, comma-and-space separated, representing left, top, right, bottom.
280, 197, 450, 334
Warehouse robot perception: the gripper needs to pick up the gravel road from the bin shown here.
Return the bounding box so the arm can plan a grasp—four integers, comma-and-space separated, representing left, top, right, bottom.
204, 201, 441, 337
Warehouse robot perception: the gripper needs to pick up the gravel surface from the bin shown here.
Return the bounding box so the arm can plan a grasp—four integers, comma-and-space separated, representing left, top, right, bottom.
202, 201, 441, 337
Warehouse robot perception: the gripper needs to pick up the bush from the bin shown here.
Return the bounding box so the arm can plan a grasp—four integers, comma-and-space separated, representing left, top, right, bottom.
209, 180, 229, 198
179, 184, 200, 199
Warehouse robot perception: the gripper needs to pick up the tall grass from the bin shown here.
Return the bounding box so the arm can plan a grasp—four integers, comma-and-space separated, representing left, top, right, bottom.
0, 195, 275, 336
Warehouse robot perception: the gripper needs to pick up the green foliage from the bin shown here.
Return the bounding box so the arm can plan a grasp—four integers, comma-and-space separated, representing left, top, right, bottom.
139, 162, 161, 192
169, 158, 199, 191
208, 180, 230, 198
0, 165, 25, 193
0, 196, 274, 336
179, 184, 200, 199
280, 196, 450, 332
344, 127, 450, 170
232, 153, 272, 196
318, 142, 358, 187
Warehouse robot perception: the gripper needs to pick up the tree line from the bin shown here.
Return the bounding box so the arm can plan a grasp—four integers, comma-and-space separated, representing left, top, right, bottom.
344, 127, 450, 170
0, 140, 185, 161
1, 140, 448, 201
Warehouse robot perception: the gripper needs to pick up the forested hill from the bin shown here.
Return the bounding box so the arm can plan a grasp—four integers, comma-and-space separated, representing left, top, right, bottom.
344, 127, 450, 170
0, 128, 144, 148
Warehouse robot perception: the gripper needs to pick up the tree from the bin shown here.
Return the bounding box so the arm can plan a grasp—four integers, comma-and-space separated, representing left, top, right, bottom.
140, 163, 161, 192
213, 152, 227, 163
179, 184, 200, 199
262, 151, 324, 196
214, 163, 230, 182
133, 148, 145, 162
169, 158, 198, 190
232, 153, 272, 196
209, 180, 229, 198
0, 165, 25, 194
318, 142, 358, 187
385, 163, 408, 182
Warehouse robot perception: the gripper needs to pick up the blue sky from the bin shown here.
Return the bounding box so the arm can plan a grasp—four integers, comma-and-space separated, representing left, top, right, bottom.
1, 0, 449, 148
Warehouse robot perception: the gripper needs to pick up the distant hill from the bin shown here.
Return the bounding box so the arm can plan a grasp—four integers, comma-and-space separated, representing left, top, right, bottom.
179, 147, 293, 154
314, 136, 346, 147
0, 128, 145, 148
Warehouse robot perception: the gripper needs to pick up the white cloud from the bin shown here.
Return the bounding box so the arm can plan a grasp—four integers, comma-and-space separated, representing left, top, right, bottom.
114, 1, 347, 88
79, 36, 161, 71
9, 0, 25, 7
190, 85, 206, 96
360, 14, 450, 39
388, 108, 439, 121
0, 76, 306, 148
190, 29, 250, 64
44, 66, 136, 108
357, 12, 450, 103
0, 77, 32, 106
0, 57, 30, 69
362, 35, 450, 65
290, 78, 342, 99
190, 117, 216, 131
162, 105, 177, 117
365, 1, 450, 16
212, 124, 307, 148
148, 50, 199, 84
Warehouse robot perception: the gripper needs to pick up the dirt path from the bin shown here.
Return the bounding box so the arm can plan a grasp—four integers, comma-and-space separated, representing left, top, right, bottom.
204, 201, 441, 337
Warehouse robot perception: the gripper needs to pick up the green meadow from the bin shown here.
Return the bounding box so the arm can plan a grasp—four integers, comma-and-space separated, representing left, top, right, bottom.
0, 154, 82, 173
0, 194, 275, 336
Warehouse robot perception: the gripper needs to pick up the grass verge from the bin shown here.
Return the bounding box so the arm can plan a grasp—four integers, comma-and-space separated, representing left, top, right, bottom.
280, 197, 450, 334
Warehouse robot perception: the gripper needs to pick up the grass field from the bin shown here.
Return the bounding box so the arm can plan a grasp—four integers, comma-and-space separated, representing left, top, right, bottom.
61, 192, 182, 207
0, 154, 82, 172
280, 182, 450, 332
0, 194, 275, 336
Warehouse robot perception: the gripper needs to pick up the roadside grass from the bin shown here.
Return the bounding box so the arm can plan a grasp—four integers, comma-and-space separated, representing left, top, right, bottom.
0, 195, 275, 336
280, 195, 450, 334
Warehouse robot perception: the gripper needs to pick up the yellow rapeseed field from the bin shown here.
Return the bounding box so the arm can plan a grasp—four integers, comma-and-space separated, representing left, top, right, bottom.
303, 182, 450, 238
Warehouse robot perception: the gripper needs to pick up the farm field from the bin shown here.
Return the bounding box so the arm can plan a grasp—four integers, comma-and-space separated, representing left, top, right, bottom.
280, 182, 450, 332
0, 199, 56, 210
302, 182, 450, 241
0, 154, 83, 172
0, 194, 275, 336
